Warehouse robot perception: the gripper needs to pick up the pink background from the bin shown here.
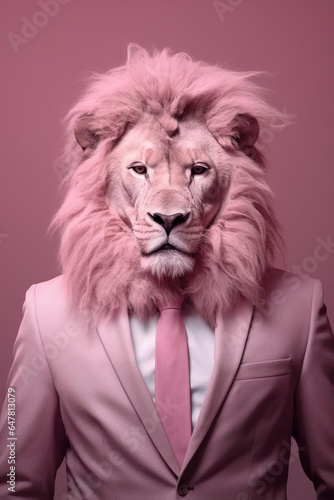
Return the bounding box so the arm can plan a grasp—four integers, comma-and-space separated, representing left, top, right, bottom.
1, 1, 333, 498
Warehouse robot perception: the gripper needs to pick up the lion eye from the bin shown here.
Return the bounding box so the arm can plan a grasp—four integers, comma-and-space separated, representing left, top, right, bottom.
131, 163, 147, 175
192, 163, 208, 175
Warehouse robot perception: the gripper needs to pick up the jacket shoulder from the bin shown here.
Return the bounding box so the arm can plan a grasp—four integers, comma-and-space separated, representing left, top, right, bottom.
263, 267, 323, 300
25, 275, 90, 337
27, 275, 69, 313
259, 267, 326, 327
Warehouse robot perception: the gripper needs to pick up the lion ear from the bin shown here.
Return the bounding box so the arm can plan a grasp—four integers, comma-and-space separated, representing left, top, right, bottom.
74, 114, 101, 154
230, 113, 259, 157
127, 43, 147, 65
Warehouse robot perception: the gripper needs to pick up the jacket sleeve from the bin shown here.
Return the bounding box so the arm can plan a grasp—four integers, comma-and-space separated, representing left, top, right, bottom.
292, 279, 334, 499
0, 285, 67, 499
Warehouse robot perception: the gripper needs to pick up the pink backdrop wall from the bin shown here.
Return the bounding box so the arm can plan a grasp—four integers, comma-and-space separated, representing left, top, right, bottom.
1, 1, 333, 498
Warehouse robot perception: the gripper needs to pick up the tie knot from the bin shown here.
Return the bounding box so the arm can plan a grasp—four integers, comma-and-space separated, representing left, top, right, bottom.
156, 298, 182, 312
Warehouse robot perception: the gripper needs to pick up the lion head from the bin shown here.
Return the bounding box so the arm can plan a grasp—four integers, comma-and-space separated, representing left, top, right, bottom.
52, 44, 287, 326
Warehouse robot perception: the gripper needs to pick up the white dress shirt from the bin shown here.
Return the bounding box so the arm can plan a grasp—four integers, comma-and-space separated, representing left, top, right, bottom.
130, 309, 215, 429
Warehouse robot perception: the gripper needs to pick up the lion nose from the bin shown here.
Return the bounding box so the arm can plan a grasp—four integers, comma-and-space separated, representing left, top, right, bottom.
148, 212, 190, 236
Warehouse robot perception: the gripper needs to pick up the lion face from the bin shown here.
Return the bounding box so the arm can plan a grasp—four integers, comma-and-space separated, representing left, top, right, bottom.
107, 115, 230, 279
54, 45, 284, 323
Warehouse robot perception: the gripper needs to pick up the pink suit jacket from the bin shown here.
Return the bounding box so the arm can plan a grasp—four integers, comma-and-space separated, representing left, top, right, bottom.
0, 267, 334, 499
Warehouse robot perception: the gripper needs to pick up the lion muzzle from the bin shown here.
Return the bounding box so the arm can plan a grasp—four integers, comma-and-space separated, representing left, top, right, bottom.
148, 212, 190, 236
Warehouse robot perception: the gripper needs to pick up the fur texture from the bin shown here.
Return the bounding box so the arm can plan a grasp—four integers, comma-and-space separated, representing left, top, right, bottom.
51, 45, 288, 327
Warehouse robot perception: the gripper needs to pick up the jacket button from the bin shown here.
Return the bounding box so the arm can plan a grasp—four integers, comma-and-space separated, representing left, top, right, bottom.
177, 483, 188, 496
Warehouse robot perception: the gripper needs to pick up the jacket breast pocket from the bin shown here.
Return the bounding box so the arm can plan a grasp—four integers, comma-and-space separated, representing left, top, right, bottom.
235, 358, 291, 380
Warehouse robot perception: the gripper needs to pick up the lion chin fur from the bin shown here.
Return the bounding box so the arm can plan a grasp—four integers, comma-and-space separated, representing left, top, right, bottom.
50, 44, 288, 328
141, 252, 195, 281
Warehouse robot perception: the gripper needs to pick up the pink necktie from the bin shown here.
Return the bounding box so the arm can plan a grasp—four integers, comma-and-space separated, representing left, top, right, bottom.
155, 301, 192, 468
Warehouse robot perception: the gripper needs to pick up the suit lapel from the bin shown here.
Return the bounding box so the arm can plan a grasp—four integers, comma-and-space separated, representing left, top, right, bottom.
94, 305, 180, 476
182, 298, 254, 471
94, 298, 253, 475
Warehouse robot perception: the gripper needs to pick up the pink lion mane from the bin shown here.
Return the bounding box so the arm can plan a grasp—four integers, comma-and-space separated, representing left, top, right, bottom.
51, 44, 288, 327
